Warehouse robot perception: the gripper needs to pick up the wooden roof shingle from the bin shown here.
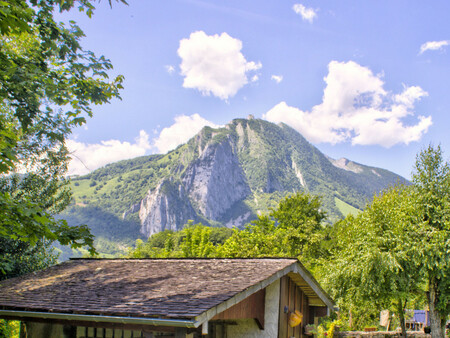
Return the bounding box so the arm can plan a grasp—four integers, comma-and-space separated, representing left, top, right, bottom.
0, 258, 301, 320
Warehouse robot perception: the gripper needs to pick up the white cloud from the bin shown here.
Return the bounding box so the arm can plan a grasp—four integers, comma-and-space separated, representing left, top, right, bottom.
67, 130, 151, 176
271, 75, 283, 83
394, 85, 428, 108
153, 114, 220, 153
292, 4, 317, 23
420, 40, 450, 54
165, 65, 175, 74
178, 31, 262, 100
264, 60, 432, 148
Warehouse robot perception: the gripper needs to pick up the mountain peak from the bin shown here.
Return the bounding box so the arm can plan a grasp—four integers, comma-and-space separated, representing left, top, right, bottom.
328, 157, 364, 174
68, 118, 407, 239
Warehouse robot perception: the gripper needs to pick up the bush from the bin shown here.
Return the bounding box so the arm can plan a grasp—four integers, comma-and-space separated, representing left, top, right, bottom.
0, 320, 20, 337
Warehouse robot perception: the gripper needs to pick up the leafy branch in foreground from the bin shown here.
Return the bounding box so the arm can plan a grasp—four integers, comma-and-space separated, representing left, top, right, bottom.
0, 0, 125, 266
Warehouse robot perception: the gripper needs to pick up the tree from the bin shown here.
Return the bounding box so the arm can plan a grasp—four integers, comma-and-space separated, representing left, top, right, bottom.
218, 192, 327, 263
0, 237, 57, 280
180, 224, 215, 258
217, 215, 292, 258
128, 193, 327, 264
0, 0, 125, 256
412, 145, 450, 338
128, 222, 233, 258
270, 192, 327, 266
325, 146, 450, 338
325, 185, 424, 337
271, 192, 326, 228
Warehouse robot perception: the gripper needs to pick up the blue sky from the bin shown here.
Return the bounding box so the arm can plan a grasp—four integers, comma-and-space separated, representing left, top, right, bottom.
61, 1, 450, 179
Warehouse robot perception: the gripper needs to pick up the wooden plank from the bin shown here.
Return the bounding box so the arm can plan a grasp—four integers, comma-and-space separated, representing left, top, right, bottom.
278, 276, 289, 338
294, 285, 301, 338
211, 288, 265, 329
300, 287, 305, 338
286, 278, 293, 338
302, 291, 309, 326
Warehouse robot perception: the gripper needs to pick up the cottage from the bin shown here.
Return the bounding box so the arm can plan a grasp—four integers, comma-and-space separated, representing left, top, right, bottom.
0, 258, 335, 337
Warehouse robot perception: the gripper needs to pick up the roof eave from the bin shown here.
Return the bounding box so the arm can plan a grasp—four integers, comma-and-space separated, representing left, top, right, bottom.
291, 262, 336, 310
193, 260, 336, 327
0, 309, 197, 328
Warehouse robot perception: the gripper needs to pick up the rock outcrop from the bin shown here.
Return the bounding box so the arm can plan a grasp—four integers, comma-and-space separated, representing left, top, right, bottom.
139, 179, 198, 236
182, 136, 251, 220
135, 135, 251, 237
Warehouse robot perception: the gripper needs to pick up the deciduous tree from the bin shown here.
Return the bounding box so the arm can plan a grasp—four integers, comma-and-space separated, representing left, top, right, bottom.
325, 185, 424, 337
412, 145, 450, 338
0, 0, 125, 257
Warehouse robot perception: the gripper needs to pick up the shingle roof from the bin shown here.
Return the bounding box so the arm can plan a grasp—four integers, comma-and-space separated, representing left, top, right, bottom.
0, 258, 298, 320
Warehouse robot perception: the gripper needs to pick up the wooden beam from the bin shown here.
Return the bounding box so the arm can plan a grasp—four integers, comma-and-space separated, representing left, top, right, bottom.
9, 317, 202, 334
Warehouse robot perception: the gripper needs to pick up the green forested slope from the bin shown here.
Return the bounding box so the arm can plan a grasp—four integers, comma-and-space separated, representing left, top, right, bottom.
60, 118, 407, 256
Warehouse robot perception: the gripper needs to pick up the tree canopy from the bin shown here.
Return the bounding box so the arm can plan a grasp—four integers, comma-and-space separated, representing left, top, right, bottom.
322, 145, 450, 337
324, 185, 425, 336
411, 145, 450, 337
0, 0, 125, 270
129, 192, 328, 267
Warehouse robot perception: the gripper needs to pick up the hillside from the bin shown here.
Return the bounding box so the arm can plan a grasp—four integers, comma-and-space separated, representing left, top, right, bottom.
61, 117, 407, 253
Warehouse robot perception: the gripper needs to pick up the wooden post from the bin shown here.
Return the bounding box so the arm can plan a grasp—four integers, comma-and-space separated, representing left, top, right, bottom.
314, 316, 319, 338
19, 322, 27, 338
202, 321, 208, 336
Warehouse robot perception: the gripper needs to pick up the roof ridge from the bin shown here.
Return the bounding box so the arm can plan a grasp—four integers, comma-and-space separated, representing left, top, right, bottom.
69, 257, 299, 261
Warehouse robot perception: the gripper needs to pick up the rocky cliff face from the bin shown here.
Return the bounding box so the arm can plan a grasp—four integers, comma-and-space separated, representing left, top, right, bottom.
138, 179, 198, 236
134, 133, 252, 237
182, 136, 251, 220
74, 118, 408, 238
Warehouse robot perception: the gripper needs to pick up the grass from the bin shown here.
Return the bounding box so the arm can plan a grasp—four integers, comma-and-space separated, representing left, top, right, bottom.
335, 197, 361, 217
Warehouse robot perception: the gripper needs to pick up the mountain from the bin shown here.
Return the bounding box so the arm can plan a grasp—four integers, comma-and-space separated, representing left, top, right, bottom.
63, 117, 407, 246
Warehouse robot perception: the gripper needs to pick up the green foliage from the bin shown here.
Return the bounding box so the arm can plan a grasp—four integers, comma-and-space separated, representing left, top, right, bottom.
129, 192, 328, 268
0, 178, 95, 268
324, 185, 424, 333
0, 237, 57, 279
217, 193, 327, 265
0, 319, 20, 338
0, 0, 125, 274
411, 145, 450, 336
334, 197, 360, 217
209, 226, 233, 245
271, 192, 326, 228
313, 318, 343, 338
128, 222, 234, 258
180, 223, 215, 257
322, 145, 450, 337
54, 205, 141, 258
217, 216, 292, 258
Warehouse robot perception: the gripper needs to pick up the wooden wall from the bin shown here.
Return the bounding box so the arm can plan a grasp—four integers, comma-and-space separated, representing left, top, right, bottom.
212, 288, 266, 329
278, 275, 325, 338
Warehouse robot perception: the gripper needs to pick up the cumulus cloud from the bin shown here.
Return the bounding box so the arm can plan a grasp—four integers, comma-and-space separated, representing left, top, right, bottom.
292, 4, 317, 23
251, 74, 259, 82
153, 114, 220, 153
165, 65, 175, 74
420, 40, 450, 54
264, 61, 431, 147
271, 75, 283, 83
67, 131, 151, 176
394, 85, 428, 108
178, 31, 262, 100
